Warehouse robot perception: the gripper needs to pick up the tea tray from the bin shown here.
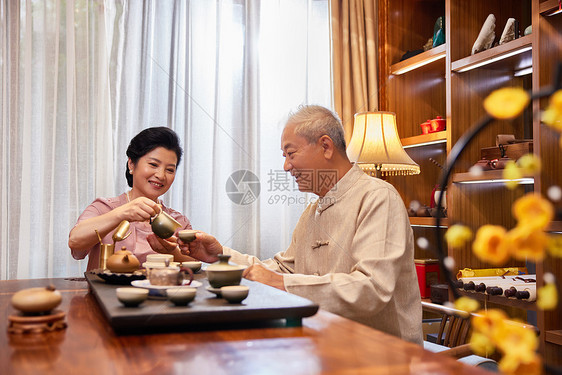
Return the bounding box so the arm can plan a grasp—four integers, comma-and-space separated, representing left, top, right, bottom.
85, 272, 319, 333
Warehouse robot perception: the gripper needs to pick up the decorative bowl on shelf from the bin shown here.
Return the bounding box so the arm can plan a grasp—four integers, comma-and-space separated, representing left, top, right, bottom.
420, 120, 431, 134
429, 116, 446, 132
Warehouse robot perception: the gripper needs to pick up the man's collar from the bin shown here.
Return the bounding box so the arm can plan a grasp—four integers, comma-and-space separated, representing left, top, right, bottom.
316, 164, 364, 212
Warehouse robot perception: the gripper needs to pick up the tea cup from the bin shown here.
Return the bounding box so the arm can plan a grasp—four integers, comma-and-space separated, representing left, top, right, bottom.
182, 261, 202, 273
116, 287, 148, 307
221, 285, 249, 304
177, 230, 197, 243
167, 287, 197, 306
150, 208, 182, 239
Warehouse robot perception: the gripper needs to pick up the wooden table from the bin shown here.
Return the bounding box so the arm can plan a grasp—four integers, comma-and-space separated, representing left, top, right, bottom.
1, 278, 489, 374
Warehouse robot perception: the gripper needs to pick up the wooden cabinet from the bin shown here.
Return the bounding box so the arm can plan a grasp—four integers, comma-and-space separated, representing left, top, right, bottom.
378, 0, 562, 364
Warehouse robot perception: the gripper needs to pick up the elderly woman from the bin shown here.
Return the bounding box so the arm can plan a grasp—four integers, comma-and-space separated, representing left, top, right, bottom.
69, 127, 194, 270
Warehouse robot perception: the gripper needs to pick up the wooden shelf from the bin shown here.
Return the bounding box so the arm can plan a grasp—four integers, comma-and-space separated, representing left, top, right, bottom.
451, 35, 532, 73
381, 0, 560, 365
457, 289, 537, 311
401, 131, 447, 148
390, 44, 446, 75
410, 217, 448, 228
540, 0, 562, 15
452, 169, 534, 184
545, 330, 562, 346
546, 221, 562, 233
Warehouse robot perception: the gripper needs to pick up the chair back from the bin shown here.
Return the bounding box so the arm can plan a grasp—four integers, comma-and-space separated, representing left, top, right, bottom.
422, 301, 471, 347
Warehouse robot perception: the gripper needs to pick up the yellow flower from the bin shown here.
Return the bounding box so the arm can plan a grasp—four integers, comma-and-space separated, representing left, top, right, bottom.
512, 193, 554, 230
537, 283, 558, 311
454, 296, 479, 314
472, 225, 509, 265
484, 87, 530, 120
444, 224, 473, 248
517, 154, 541, 175
494, 322, 538, 361
469, 331, 496, 356
499, 353, 543, 375
542, 89, 562, 131
504, 225, 548, 262
503, 160, 522, 190
552, 89, 562, 111
548, 234, 562, 258
472, 308, 507, 335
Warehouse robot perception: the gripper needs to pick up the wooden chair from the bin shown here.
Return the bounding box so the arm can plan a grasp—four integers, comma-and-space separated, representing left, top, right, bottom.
422, 301, 473, 358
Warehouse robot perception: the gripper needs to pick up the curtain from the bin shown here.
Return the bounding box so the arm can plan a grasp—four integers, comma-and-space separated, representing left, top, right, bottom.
330, 0, 378, 143
0, 0, 331, 280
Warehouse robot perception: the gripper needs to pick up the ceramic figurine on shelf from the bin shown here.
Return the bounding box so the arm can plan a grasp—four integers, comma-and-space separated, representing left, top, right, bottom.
472, 14, 496, 54
432, 16, 445, 48
423, 37, 433, 51
499, 18, 518, 45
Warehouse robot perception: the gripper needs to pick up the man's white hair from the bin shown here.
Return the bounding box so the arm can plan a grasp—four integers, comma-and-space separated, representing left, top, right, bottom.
286, 105, 347, 153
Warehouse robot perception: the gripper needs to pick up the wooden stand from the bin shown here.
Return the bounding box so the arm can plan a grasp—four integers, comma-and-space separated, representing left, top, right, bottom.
8, 310, 67, 334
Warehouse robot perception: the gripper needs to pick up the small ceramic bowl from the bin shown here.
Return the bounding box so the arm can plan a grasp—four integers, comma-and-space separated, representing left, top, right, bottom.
116, 287, 148, 307
181, 261, 202, 273
146, 254, 174, 264
220, 285, 249, 304
167, 287, 197, 306
143, 261, 180, 269
178, 230, 197, 243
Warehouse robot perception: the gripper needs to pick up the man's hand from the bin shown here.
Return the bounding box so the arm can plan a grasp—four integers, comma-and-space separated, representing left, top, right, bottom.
243, 264, 286, 291
177, 231, 223, 263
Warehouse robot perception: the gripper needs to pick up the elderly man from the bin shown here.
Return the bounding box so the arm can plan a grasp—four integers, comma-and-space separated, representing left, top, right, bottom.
180, 105, 423, 345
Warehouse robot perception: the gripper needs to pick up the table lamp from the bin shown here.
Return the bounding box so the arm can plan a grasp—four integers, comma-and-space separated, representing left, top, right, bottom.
347, 111, 420, 177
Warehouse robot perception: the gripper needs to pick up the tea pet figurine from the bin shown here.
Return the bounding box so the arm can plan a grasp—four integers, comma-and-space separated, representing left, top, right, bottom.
12, 285, 62, 314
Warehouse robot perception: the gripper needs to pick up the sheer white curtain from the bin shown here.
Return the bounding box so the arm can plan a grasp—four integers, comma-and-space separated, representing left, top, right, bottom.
0, 0, 331, 280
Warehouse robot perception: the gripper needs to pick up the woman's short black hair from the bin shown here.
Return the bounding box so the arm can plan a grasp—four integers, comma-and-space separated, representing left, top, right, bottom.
125, 127, 183, 187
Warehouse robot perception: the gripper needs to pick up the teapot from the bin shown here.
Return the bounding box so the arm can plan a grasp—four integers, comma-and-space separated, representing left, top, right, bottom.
106, 247, 141, 273
150, 208, 182, 239
147, 262, 194, 286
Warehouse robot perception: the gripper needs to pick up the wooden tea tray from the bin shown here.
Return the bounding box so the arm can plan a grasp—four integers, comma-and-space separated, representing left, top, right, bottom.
85, 272, 318, 333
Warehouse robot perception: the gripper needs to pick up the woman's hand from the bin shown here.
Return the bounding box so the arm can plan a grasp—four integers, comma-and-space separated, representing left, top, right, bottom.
147, 233, 197, 262
177, 231, 223, 263
115, 197, 160, 223
146, 233, 178, 254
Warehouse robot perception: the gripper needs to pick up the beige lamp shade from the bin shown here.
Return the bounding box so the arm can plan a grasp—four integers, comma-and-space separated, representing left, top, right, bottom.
347, 112, 420, 176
